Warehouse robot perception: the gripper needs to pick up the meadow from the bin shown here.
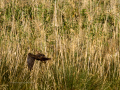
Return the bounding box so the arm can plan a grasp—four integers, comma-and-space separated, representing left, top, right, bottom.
0, 0, 120, 89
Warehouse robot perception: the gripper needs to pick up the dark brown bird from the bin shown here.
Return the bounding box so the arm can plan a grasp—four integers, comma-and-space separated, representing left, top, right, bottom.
27, 53, 51, 71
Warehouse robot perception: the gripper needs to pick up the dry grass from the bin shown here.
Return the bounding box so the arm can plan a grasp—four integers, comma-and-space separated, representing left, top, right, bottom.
0, 0, 120, 89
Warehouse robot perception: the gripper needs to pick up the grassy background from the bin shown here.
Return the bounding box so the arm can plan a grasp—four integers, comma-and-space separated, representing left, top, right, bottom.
0, 0, 120, 89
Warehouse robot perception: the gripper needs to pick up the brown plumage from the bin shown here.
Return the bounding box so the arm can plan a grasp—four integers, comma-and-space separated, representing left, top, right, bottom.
27, 53, 51, 71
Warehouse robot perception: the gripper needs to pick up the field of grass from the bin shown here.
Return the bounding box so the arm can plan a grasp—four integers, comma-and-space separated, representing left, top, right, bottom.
0, 0, 120, 90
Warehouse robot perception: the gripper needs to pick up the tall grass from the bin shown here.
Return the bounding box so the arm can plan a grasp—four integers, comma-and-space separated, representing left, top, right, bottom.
0, 0, 120, 89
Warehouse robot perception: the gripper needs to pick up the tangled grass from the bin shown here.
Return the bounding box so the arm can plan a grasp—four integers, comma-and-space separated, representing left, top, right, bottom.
0, 0, 120, 89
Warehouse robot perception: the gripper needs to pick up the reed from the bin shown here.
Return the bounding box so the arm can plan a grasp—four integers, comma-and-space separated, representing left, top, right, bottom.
0, 0, 120, 89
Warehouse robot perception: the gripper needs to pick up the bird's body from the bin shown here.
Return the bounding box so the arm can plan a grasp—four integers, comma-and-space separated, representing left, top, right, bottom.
27, 53, 51, 71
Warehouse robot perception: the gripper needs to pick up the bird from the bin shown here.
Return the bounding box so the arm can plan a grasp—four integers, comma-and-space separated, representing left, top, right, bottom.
27, 53, 51, 71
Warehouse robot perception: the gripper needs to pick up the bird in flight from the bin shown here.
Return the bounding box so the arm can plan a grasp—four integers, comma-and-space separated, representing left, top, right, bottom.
27, 53, 51, 71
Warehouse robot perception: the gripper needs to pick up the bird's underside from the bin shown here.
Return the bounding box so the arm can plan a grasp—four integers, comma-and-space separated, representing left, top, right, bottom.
27, 53, 51, 71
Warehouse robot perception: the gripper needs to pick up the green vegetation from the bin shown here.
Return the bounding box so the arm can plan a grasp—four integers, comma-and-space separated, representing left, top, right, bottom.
0, 0, 120, 89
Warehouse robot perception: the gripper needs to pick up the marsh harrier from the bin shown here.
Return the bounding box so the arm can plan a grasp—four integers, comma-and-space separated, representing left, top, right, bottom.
27, 53, 51, 71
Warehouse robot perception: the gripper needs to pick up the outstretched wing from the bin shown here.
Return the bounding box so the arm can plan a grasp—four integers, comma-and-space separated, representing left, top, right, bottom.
39, 57, 51, 61
27, 53, 35, 71
35, 53, 51, 61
